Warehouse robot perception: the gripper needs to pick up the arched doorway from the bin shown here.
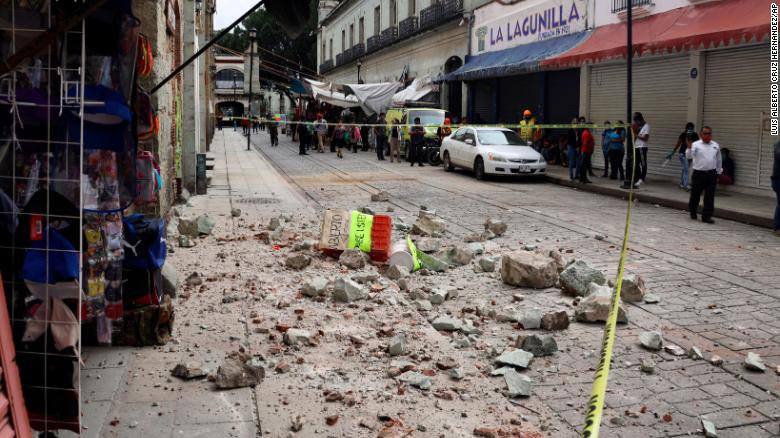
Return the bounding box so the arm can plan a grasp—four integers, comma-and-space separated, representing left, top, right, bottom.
216, 101, 244, 126
444, 56, 463, 118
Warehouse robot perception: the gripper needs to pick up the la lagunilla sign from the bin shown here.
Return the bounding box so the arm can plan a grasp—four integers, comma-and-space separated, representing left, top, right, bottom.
473, 0, 587, 54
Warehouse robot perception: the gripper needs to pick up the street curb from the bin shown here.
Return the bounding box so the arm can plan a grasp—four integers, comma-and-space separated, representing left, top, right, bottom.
545, 175, 774, 229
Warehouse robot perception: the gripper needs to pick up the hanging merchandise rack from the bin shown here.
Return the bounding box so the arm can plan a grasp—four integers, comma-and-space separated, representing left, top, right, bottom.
0, 0, 144, 435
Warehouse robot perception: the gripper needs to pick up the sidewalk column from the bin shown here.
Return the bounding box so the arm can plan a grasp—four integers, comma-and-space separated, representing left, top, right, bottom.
181, 0, 198, 192
687, 51, 705, 129
579, 64, 590, 120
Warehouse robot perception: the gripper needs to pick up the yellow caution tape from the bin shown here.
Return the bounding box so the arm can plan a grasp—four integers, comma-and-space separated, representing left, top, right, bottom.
581, 129, 638, 438
347, 210, 373, 253
213, 115, 627, 130
406, 236, 422, 272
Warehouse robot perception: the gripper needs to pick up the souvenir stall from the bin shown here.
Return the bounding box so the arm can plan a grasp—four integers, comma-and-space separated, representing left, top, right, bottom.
0, 1, 170, 435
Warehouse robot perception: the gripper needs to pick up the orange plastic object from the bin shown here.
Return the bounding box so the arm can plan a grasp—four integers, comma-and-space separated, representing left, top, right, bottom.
368, 215, 392, 262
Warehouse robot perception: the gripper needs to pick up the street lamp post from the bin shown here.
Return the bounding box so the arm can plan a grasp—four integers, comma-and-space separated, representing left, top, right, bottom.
248, 28, 257, 151
356, 59, 362, 84
232, 71, 237, 131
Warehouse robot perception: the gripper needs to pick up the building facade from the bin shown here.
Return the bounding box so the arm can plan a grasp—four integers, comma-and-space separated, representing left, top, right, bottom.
316, 0, 493, 118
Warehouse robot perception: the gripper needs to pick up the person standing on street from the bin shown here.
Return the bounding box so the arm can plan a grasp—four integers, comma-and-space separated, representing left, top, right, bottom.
409, 117, 426, 167
772, 141, 780, 235
297, 118, 309, 155
389, 119, 402, 163
688, 127, 721, 224
670, 122, 698, 190
519, 109, 542, 150
567, 118, 580, 181
331, 119, 346, 158
608, 122, 626, 181
633, 112, 650, 185
579, 123, 594, 184
375, 113, 387, 161
314, 113, 328, 153
268, 118, 279, 147
601, 121, 612, 177
437, 118, 453, 145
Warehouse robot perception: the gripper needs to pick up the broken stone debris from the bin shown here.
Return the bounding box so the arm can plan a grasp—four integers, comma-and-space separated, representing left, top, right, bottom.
370, 191, 390, 202
710, 355, 724, 366
332, 278, 368, 302
432, 316, 462, 332
214, 357, 265, 389
428, 289, 448, 305
518, 309, 542, 330
478, 257, 496, 273
411, 211, 447, 237
500, 251, 559, 289
171, 362, 207, 380
619, 273, 646, 302
177, 218, 198, 237
161, 263, 178, 297
518, 334, 558, 357
196, 214, 216, 235
414, 299, 433, 311
640, 358, 656, 374
185, 272, 203, 287
268, 216, 282, 231
664, 344, 686, 356
639, 331, 664, 351
575, 290, 628, 323
414, 237, 442, 253
643, 294, 661, 304
494, 349, 534, 369
231, 208, 242, 217
688, 346, 704, 360
285, 254, 311, 270
540, 310, 570, 331
338, 248, 369, 269
283, 329, 311, 347
744, 352, 766, 372
438, 245, 475, 267
484, 218, 508, 236
503, 368, 532, 398
178, 235, 196, 248
301, 277, 329, 297
397, 371, 432, 390
559, 260, 607, 296
701, 418, 718, 438
385, 264, 410, 280
351, 272, 378, 284
388, 335, 406, 356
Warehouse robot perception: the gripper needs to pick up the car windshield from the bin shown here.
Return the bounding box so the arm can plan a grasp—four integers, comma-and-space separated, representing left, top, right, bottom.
409, 110, 445, 126
477, 130, 528, 146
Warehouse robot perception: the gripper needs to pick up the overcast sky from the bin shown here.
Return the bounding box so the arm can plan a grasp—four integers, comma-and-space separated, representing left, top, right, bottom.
214, 0, 258, 30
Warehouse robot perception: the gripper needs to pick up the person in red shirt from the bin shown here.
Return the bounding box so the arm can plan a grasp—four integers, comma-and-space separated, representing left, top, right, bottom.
579, 124, 595, 184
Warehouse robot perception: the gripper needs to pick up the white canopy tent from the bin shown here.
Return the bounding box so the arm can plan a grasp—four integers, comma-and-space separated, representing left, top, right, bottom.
305, 79, 360, 108
391, 76, 435, 107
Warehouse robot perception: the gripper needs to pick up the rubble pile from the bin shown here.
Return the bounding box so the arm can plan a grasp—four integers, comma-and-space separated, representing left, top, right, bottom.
164, 202, 672, 436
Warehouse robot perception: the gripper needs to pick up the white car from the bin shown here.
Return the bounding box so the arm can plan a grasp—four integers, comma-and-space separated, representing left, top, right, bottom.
440, 127, 547, 180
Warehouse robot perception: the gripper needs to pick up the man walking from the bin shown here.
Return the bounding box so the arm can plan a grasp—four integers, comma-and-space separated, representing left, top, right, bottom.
772, 140, 780, 236
688, 126, 721, 224
633, 112, 650, 185
389, 119, 401, 163
409, 117, 426, 167
314, 113, 328, 153
297, 118, 310, 155
375, 113, 387, 161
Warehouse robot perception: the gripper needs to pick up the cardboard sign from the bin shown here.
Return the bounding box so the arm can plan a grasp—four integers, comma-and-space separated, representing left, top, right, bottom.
319, 209, 350, 252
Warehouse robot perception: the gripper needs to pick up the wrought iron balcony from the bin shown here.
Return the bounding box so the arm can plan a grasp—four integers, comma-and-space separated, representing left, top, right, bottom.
611, 0, 652, 13
398, 16, 418, 39
380, 26, 398, 47
441, 0, 464, 19
319, 59, 334, 73
351, 43, 365, 59
419, 3, 442, 30
366, 35, 381, 52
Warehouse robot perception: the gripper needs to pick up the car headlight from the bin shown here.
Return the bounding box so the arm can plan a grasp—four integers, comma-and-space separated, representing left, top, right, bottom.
488, 153, 506, 162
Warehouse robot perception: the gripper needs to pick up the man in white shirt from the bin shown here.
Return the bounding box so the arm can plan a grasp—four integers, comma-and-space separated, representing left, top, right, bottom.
633, 112, 650, 185
688, 126, 722, 224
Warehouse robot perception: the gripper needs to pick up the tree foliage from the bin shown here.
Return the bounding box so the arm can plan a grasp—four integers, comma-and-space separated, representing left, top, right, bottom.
215, 0, 318, 72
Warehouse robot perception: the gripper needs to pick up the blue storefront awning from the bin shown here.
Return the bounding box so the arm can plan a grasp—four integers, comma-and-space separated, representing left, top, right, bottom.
445, 31, 590, 82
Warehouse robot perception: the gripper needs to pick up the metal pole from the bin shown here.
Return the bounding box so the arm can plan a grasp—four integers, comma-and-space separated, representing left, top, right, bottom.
151, 0, 266, 94
627, 0, 632, 125
248, 38, 254, 150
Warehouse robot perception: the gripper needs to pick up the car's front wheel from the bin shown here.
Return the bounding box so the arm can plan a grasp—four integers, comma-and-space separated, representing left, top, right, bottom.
474, 157, 485, 180
442, 151, 454, 171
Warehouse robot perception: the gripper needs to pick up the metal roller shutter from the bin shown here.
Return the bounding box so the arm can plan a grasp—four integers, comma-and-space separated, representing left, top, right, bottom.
498, 73, 541, 125
703, 45, 770, 190
472, 80, 495, 123
589, 56, 689, 174
546, 69, 580, 125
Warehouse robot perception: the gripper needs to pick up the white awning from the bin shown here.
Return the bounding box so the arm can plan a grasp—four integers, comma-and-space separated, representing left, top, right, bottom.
305, 79, 360, 108
392, 76, 434, 106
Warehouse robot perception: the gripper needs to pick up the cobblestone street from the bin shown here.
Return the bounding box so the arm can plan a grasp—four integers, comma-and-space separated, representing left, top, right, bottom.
81, 130, 779, 437
249, 131, 780, 436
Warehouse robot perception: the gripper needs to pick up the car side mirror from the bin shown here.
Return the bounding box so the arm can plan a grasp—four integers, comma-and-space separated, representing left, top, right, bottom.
465, 138, 474, 145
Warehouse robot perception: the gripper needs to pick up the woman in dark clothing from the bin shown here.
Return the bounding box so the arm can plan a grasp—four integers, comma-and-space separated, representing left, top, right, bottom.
331, 119, 346, 159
